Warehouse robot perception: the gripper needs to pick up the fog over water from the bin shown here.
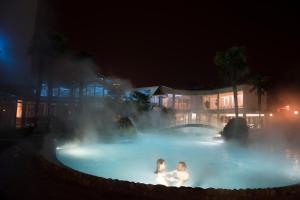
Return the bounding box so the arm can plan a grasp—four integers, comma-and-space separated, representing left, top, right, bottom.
56, 126, 300, 189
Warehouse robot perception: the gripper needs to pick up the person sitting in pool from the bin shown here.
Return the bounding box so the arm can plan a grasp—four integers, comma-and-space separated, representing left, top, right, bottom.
168, 161, 190, 187
154, 158, 169, 186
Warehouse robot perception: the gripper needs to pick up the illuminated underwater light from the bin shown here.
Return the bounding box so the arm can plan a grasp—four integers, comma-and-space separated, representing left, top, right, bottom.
56, 142, 103, 158
62, 147, 91, 157
56, 141, 80, 150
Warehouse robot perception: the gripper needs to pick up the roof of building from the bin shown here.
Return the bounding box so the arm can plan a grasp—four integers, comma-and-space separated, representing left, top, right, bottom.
135, 84, 253, 96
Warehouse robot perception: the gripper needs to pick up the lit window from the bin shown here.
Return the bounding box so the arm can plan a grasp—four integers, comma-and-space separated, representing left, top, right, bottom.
40, 83, 48, 97
86, 84, 95, 96
191, 113, 197, 120
104, 89, 108, 96
16, 100, 22, 118
218, 91, 243, 109
59, 87, 71, 97
95, 86, 104, 96
52, 88, 59, 96
74, 88, 80, 97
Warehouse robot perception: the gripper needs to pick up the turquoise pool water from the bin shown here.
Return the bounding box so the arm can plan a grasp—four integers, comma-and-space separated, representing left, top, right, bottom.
56, 127, 300, 189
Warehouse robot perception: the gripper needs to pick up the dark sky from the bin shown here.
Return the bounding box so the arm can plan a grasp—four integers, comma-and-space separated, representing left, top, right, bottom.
50, 1, 300, 89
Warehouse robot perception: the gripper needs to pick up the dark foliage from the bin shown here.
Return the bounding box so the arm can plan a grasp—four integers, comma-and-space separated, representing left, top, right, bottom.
117, 117, 137, 135
221, 117, 249, 141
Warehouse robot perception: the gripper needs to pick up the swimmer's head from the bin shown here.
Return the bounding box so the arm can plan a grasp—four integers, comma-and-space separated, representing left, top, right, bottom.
176, 161, 187, 171
155, 158, 166, 174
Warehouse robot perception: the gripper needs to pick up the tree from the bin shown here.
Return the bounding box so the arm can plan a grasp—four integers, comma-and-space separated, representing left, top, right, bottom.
74, 52, 100, 112
29, 31, 67, 128
249, 74, 268, 127
131, 91, 152, 113
214, 46, 249, 118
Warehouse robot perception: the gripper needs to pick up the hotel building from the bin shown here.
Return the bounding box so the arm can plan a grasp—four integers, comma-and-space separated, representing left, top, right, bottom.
0, 81, 267, 129
136, 84, 267, 128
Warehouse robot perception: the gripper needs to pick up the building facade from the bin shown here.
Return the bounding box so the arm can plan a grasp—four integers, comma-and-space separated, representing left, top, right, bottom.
1, 82, 268, 130
137, 85, 268, 128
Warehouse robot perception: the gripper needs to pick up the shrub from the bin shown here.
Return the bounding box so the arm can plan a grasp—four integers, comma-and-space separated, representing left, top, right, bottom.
117, 117, 137, 135
221, 117, 249, 141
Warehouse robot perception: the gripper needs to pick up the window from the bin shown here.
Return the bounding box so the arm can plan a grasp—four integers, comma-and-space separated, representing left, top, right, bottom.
104, 89, 108, 96
74, 88, 79, 97
86, 85, 95, 96
52, 88, 59, 96
219, 91, 243, 109
40, 83, 48, 97
191, 113, 197, 121
16, 100, 22, 118
203, 95, 218, 110
95, 86, 104, 96
162, 96, 170, 107
59, 87, 71, 97
174, 95, 191, 110
150, 96, 159, 105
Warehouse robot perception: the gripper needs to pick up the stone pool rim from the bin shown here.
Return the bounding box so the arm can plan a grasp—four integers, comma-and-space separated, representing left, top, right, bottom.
40, 127, 300, 199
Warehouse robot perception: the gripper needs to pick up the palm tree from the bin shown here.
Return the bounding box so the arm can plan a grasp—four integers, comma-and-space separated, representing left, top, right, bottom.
29, 31, 67, 128
72, 51, 98, 113
249, 74, 268, 127
214, 46, 249, 118
131, 91, 152, 113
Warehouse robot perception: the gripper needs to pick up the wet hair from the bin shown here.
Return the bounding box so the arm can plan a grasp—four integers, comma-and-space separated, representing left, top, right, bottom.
178, 161, 187, 170
154, 158, 165, 174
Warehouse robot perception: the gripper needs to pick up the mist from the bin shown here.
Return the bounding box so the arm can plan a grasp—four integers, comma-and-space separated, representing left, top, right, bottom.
44, 50, 178, 147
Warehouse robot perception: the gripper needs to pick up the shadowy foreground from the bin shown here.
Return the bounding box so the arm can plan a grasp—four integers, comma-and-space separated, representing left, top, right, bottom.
0, 133, 154, 200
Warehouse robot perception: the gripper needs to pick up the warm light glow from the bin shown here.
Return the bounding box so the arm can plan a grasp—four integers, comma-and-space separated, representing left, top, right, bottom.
225, 114, 243, 117
269, 113, 273, 117
16, 100, 22, 118
218, 91, 243, 109
225, 113, 265, 117
294, 110, 299, 115
285, 105, 290, 110
191, 113, 197, 120
246, 114, 265, 117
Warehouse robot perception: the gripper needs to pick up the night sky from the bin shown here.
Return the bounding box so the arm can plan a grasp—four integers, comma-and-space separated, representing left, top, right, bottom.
51, 1, 300, 89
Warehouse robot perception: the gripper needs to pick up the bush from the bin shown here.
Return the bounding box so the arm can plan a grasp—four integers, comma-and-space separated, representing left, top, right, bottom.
221, 117, 249, 141
117, 117, 137, 135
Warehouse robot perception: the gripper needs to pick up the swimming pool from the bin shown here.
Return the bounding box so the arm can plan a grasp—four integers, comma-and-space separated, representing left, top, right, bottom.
56, 127, 300, 189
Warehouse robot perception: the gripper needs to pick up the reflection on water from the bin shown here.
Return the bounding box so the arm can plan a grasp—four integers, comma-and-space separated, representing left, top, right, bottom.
56, 127, 300, 189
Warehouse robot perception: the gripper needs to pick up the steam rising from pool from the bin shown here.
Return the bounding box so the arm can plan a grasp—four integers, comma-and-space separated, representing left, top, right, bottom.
56, 127, 300, 189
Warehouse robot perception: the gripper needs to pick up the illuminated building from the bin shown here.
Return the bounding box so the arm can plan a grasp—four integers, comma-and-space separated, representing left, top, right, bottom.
1, 81, 268, 129
136, 84, 268, 128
